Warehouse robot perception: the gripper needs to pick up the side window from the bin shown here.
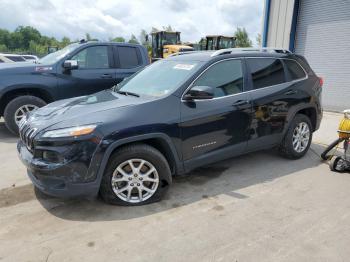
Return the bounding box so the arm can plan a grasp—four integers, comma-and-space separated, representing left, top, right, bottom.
118, 46, 140, 69
247, 58, 285, 89
0, 58, 3, 63
71, 46, 109, 69
6, 56, 25, 62
192, 59, 243, 98
284, 59, 306, 80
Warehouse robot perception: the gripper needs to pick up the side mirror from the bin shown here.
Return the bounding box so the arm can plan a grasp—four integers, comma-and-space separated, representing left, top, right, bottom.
63, 60, 78, 70
183, 86, 215, 100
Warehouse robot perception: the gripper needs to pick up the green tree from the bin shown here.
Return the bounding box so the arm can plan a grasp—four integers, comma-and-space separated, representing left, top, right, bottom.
0, 29, 10, 47
128, 34, 139, 44
139, 29, 149, 46
13, 26, 41, 49
0, 26, 74, 56
111, 36, 126, 43
0, 44, 8, 52
256, 33, 262, 47
234, 27, 252, 48
61, 37, 70, 46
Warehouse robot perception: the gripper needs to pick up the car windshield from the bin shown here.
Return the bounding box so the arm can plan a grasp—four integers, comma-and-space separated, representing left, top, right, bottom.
117, 60, 203, 97
38, 43, 80, 65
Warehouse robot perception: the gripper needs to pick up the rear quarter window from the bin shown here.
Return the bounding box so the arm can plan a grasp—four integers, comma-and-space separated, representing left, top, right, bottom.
5, 56, 26, 62
247, 58, 285, 89
118, 46, 141, 69
284, 59, 306, 80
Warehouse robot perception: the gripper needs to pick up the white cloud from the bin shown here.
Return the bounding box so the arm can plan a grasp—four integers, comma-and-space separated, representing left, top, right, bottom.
0, 0, 263, 44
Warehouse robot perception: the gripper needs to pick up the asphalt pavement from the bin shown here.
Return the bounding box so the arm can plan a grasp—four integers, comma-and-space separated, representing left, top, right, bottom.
0, 112, 349, 262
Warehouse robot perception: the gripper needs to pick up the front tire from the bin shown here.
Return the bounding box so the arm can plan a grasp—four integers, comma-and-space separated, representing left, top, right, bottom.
4, 95, 46, 135
100, 144, 172, 206
279, 114, 312, 159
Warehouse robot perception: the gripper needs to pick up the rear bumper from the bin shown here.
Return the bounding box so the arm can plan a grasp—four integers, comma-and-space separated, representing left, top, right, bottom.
315, 107, 323, 131
17, 140, 101, 198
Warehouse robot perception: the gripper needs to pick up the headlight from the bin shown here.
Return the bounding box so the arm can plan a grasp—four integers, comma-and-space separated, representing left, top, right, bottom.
42, 124, 97, 138
163, 48, 169, 53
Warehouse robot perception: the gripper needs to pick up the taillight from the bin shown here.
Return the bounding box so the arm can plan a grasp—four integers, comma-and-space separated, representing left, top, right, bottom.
319, 77, 324, 87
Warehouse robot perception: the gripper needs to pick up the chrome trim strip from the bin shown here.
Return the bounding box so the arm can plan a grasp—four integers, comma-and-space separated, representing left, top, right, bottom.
181, 57, 308, 102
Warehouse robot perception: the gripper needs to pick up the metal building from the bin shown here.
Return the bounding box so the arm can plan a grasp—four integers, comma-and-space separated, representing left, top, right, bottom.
262, 0, 350, 111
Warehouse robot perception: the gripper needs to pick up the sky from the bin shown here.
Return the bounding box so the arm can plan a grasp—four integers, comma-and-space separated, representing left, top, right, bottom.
0, 0, 264, 44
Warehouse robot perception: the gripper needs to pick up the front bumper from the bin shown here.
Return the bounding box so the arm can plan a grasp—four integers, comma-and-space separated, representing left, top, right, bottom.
17, 140, 102, 198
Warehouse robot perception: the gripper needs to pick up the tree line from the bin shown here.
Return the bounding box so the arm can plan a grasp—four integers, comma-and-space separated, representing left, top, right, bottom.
0, 25, 258, 57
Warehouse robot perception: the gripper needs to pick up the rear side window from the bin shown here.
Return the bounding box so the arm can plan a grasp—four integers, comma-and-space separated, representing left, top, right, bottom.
23, 56, 35, 60
118, 46, 141, 69
193, 59, 243, 98
5, 55, 26, 62
0, 59, 3, 63
284, 59, 306, 80
247, 58, 285, 89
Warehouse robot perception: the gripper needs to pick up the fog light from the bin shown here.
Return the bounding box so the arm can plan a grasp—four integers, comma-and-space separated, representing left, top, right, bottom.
42, 150, 62, 163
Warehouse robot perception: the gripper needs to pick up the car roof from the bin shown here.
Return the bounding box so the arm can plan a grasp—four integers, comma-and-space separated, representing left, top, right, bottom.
0, 53, 24, 57
167, 48, 293, 62
78, 41, 142, 47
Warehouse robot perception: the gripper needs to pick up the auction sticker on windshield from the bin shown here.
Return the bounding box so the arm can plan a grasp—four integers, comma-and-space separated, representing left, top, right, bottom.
173, 64, 196, 70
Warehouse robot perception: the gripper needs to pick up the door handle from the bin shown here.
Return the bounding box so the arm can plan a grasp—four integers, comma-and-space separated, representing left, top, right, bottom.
101, 73, 113, 79
232, 100, 250, 106
284, 90, 298, 95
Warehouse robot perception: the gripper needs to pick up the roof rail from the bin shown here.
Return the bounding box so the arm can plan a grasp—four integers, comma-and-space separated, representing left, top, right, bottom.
211, 48, 292, 57
168, 51, 207, 57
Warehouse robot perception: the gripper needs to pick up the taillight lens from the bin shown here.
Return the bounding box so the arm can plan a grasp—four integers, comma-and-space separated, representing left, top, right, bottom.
319, 77, 324, 87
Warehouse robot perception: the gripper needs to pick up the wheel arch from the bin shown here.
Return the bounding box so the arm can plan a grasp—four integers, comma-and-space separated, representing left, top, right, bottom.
96, 133, 184, 185
283, 104, 318, 136
0, 86, 54, 116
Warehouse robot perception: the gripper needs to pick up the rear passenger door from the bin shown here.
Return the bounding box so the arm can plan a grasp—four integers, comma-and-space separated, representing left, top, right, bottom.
246, 57, 305, 151
113, 45, 145, 84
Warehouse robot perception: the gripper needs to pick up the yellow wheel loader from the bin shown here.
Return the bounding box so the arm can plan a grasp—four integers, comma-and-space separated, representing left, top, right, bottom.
149, 31, 194, 62
200, 35, 236, 50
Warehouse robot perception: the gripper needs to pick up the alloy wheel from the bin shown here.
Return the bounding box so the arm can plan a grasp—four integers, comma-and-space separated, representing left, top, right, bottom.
292, 122, 310, 153
111, 159, 159, 203
14, 104, 38, 126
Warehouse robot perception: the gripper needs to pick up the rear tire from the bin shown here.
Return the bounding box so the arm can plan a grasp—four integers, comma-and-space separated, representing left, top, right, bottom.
100, 144, 172, 206
279, 114, 312, 159
329, 156, 345, 172
4, 95, 46, 135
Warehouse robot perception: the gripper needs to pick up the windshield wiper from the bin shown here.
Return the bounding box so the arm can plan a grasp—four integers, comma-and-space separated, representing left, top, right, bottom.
116, 90, 140, 97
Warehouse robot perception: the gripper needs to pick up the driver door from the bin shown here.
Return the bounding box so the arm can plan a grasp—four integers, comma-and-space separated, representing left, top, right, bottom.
57, 45, 116, 99
180, 59, 252, 171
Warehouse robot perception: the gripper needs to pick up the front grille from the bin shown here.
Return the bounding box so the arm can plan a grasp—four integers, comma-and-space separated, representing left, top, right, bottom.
19, 124, 37, 152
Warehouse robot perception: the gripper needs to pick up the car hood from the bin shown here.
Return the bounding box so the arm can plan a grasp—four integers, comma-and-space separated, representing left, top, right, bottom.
25, 90, 152, 132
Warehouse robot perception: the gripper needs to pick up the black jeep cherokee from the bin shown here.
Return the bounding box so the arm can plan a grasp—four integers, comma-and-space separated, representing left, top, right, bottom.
17, 48, 323, 205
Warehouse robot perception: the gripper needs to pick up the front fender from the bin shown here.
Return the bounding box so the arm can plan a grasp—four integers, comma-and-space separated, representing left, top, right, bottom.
94, 133, 184, 185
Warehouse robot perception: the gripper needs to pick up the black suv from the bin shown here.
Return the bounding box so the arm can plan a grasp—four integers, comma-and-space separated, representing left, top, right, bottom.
0, 41, 149, 134
17, 48, 323, 205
